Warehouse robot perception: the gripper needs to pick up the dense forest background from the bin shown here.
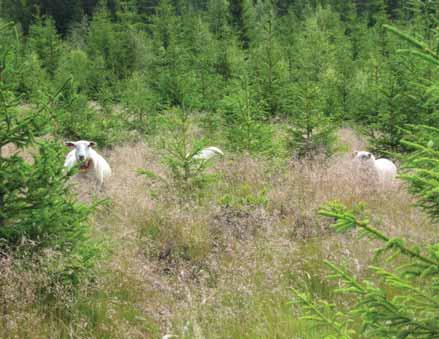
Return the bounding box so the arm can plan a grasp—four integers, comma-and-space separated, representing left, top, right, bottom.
1, 0, 438, 154
1, 0, 439, 338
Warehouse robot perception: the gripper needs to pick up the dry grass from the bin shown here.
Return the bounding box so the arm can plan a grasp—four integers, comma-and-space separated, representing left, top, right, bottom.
2, 128, 437, 338
337, 127, 368, 153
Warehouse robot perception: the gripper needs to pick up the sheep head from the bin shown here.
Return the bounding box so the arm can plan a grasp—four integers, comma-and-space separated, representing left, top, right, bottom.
65, 140, 96, 164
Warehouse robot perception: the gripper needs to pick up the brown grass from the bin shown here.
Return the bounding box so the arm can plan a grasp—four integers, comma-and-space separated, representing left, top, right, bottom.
2, 128, 437, 338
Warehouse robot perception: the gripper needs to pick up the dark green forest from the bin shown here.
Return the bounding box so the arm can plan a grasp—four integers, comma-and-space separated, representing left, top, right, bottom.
1, 0, 439, 338
2, 0, 438, 153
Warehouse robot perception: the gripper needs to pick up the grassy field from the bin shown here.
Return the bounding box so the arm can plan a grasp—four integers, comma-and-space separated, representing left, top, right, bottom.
1, 126, 435, 338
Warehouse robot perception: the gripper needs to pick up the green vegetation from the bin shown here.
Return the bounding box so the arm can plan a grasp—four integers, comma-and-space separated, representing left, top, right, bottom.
0, 21, 99, 332
293, 22, 439, 339
1, 0, 439, 337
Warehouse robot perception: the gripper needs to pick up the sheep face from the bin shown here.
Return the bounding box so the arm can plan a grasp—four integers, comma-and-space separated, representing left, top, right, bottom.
65, 140, 96, 163
353, 151, 376, 163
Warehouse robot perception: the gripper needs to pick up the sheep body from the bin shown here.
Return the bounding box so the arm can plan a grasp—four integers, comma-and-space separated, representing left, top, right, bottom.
374, 158, 397, 183
64, 140, 111, 189
192, 146, 224, 160
353, 151, 397, 185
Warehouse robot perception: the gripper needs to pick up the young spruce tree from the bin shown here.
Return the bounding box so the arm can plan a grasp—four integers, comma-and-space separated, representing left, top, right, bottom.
0, 23, 97, 288
284, 8, 337, 158
293, 24, 439, 339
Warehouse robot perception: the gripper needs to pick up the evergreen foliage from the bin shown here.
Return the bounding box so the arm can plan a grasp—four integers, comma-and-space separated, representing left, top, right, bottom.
26, 17, 62, 78
293, 22, 439, 338
120, 72, 159, 133
284, 9, 338, 158
221, 74, 276, 155
138, 108, 218, 195
0, 23, 97, 287
252, 1, 286, 116
401, 125, 439, 220
1, 0, 434, 156
2, 0, 439, 335
295, 194, 439, 338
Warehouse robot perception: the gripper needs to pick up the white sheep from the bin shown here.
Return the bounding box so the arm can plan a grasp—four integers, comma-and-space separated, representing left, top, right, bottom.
64, 140, 112, 190
192, 146, 224, 161
353, 151, 397, 185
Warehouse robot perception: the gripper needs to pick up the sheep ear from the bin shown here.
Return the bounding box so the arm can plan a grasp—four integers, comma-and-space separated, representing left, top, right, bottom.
88, 141, 96, 147
65, 141, 76, 148
352, 151, 359, 157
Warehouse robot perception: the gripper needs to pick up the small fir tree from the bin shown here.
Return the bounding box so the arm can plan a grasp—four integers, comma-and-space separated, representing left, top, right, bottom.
138, 108, 218, 197
284, 10, 337, 158
0, 23, 98, 288
293, 24, 439, 339
251, 1, 286, 116
221, 74, 275, 155
26, 16, 62, 78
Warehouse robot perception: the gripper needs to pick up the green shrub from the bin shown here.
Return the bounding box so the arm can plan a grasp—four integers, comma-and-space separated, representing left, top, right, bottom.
286, 84, 337, 159
220, 75, 276, 156
138, 108, 220, 197
219, 183, 268, 209
55, 48, 96, 96
120, 72, 160, 134
26, 16, 62, 78
0, 23, 99, 291
293, 195, 439, 338
53, 82, 125, 147
293, 25, 439, 336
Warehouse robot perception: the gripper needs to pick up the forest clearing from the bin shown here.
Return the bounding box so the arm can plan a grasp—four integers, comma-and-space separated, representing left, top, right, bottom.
1, 0, 439, 338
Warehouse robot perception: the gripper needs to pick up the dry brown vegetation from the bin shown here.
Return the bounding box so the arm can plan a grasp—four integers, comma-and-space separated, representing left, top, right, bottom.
1, 129, 436, 338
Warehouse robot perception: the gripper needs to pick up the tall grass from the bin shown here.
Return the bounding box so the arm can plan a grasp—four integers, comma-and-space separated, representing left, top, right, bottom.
1, 128, 435, 338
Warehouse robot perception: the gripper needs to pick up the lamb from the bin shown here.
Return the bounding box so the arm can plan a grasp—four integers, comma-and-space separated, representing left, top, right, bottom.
192, 146, 224, 161
64, 140, 112, 190
353, 151, 397, 185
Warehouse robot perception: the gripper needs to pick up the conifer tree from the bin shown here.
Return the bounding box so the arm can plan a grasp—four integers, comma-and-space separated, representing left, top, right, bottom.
408, 0, 439, 41
0, 23, 97, 287
252, 0, 286, 116
87, 5, 140, 82
27, 16, 62, 78
120, 72, 159, 133
221, 73, 275, 155
353, 26, 426, 153
221, 74, 275, 155
206, 0, 229, 38
332, 37, 356, 119
228, 0, 254, 49
284, 8, 337, 158
149, 0, 194, 107
277, 10, 301, 83
180, 13, 220, 110
367, 0, 388, 27
138, 108, 216, 196
293, 23, 439, 339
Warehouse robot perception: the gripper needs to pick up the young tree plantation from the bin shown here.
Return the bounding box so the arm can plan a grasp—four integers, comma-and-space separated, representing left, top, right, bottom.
0, 0, 438, 337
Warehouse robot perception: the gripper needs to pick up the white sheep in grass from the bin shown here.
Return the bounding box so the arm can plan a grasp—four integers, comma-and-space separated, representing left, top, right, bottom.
64, 140, 111, 190
192, 146, 224, 161
353, 151, 397, 185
